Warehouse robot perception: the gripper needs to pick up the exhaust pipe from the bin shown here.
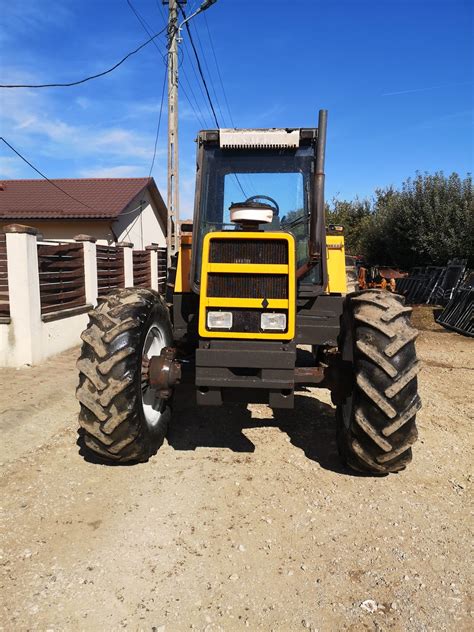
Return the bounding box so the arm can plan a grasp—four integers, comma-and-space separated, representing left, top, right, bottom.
310, 109, 328, 260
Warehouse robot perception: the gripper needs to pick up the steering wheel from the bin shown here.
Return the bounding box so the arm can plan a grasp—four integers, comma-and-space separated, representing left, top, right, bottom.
244, 195, 279, 217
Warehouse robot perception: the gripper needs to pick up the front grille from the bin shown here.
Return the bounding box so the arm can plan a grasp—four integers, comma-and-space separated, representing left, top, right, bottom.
209, 238, 288, 264
200, 234, 294, 339
207, 273, 288, 299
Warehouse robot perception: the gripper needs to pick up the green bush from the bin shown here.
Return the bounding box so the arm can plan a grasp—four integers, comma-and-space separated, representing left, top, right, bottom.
327, 172, 473, 269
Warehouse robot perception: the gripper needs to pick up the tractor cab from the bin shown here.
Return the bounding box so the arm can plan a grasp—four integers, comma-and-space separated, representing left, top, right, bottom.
190, 127, 322, 290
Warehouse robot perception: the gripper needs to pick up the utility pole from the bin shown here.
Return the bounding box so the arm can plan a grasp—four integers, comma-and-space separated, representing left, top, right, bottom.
163, 0, 217, 265
165, 0, 181, 264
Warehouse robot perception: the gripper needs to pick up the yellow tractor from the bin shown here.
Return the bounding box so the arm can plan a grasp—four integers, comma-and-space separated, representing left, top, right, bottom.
76, 111, 421, 474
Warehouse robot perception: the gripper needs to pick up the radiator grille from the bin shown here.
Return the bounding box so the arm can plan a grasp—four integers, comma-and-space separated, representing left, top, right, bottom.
200, 233, 295, 340
207, 273, 288, 299
209, 238, 288, 264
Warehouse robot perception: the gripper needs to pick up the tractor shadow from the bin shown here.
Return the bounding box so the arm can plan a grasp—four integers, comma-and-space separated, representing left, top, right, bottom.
168, 384, 357, 476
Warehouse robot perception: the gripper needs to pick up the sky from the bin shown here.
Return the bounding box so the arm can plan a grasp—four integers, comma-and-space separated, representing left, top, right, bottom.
0, 0, 472, 219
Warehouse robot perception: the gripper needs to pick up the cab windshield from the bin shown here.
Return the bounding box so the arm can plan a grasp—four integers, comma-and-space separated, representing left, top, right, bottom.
194, 145, 314, 284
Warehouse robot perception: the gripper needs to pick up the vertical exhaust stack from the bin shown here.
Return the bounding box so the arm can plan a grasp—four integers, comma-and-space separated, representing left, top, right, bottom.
310, 109, 328, 260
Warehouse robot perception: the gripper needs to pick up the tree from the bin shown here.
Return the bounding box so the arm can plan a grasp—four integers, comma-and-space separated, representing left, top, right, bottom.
326, 197, 371, 255
361, 172, 473, 268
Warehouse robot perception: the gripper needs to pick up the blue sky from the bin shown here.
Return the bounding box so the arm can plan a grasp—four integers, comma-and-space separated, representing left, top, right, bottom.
0, 0, 472, 219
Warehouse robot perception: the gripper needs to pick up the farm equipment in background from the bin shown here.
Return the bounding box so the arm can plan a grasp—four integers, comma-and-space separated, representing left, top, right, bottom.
395, 259, 467, 306
391, 259, 472, 337
436, 270, 474, 337
76, 110, 421, 475
358, 266, 403, 292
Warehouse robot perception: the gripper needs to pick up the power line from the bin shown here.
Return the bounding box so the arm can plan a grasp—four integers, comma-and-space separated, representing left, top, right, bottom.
126, 0, 164, 57
163, 1, 213, 128
179, 6, 249, 198
155, 0, 167, 23
201, 12, 256, 196
1, 136, 155, 220
124, 0, 168, 177
0, 137, 102, 214
189, 15, 225, 125
0, 26, 167, 89
180, 71, 209, 129
149, 61, 168, 177
203, 12, 235, 127
127, 0, 209, 130
178, 4, 219, 128
178, 6, 248, 199
181, 37, 213, 127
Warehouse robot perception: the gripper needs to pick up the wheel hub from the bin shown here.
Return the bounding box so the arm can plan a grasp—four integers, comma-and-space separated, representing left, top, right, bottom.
148, 347, 182, 399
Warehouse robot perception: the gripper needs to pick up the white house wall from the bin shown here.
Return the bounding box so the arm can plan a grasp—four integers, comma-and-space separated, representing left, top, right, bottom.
7, 220, 115, 244
113, 190, 166, 250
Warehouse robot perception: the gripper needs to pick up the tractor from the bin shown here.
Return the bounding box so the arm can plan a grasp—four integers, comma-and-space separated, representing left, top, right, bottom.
76, 110, 421, 474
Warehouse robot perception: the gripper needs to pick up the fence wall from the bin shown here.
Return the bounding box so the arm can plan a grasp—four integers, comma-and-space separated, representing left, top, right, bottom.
0, 226, 168, 367
0, 233, 9, 319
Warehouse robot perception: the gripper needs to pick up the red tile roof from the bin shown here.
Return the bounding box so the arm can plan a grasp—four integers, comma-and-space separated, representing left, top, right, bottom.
0, 177, 166, 220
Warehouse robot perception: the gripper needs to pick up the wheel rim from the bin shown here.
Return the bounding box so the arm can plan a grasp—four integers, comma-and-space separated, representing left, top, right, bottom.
141, 323, 166, 429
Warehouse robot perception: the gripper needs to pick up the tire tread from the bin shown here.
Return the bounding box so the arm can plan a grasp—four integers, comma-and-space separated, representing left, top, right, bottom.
76, 288, 171, 463
337, 290, 421, 474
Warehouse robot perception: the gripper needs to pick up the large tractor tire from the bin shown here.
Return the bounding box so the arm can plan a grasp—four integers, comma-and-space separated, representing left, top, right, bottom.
336, 290, 421, 474
76, 288, 173, 463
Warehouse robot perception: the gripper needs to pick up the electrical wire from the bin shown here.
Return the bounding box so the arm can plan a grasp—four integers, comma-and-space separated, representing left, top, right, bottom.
180, 71, 209, 129
190, 19, 225, 125
177, 4, 219, 127
120, 1, 168, 178
202, 14, 256, 195
177, 4, 248, 198
203, 12, 235, 127
0, 26, 167, 89
127, 0, 209, 129
181, 37, 213, 127
1, 137, 155, 220
0, 137, 106, 214
149, 62, 168, 177
0, 138, 156, 220
126, 0, 162, 57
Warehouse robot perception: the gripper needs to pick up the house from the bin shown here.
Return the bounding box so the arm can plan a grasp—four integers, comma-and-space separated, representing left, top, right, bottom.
0, 177, 167, 249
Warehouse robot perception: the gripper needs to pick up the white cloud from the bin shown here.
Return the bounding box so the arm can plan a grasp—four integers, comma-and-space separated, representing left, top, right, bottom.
0, 156, 23, 178
0, 83, 166, 167
75, 97, 92, 110
78, 165, 146, 178
1, 1, 73, 43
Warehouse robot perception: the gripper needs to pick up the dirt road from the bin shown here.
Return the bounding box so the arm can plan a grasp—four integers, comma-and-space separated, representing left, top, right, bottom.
1, 319, 472, 631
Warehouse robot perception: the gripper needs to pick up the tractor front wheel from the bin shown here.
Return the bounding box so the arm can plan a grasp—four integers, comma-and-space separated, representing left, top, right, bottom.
336, 290, 421, 474
76, 288, 173, 463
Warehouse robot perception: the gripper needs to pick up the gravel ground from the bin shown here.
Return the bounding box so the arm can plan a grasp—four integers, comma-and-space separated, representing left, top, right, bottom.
0, 317, 473, 631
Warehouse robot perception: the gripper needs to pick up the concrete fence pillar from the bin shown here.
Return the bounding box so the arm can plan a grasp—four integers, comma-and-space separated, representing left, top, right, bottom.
74, 234, 98, 307
146, 245, 159, 291
118, 242, 134, 287
4, 224, 42, 365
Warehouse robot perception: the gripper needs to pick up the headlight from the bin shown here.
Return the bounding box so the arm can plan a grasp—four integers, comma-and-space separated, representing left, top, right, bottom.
261, 312, 286, 331
207, 311, 233, 329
